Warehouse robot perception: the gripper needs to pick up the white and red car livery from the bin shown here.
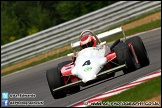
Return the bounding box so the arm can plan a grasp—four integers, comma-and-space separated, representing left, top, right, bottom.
46, 27, 150, 99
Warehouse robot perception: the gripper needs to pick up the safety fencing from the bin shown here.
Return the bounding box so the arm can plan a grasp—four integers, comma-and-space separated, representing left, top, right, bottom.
1, 1, 161, 67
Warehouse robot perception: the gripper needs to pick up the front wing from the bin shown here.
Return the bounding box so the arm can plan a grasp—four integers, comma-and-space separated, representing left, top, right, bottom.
53, 64, 126, 92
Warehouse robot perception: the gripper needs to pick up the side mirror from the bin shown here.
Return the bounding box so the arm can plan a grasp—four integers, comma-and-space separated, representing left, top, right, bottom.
67, 53, 74, 57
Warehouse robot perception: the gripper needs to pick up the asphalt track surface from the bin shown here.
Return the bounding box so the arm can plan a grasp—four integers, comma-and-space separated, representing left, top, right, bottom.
1, 28, 161, 107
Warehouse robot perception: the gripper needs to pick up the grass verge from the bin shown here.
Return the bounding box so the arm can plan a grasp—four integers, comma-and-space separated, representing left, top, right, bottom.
100, 76, 161, 107
88, 76, 161, 107
1, 18, 161, 77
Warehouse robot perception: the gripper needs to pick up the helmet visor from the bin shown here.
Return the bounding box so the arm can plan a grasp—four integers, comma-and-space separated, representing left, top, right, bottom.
81, 41, 94, 49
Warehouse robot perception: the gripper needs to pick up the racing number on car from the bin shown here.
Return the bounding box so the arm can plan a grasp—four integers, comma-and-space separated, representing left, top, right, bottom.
82, 60, 91, 66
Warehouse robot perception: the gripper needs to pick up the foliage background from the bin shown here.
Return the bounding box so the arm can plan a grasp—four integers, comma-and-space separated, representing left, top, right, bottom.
1, 1, 118, 45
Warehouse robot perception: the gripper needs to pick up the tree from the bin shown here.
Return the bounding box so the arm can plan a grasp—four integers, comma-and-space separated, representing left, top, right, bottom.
1, 1, 118, 45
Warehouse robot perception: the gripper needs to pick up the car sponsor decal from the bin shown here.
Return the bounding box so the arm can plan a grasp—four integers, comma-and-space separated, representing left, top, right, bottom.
84, 67, 92, 72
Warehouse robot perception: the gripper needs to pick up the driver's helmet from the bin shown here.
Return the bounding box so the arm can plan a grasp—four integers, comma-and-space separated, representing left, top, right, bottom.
80, 35, 97, 49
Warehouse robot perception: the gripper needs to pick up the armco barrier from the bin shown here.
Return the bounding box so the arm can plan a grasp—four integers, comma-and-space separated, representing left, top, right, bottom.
1, 1, 161, 67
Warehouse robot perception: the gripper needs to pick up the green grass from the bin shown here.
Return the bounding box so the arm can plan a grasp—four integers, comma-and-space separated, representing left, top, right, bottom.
99, 76, 161, 107
1, 13, 161, 76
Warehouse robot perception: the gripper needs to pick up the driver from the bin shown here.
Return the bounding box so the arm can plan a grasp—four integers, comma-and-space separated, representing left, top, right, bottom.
72, 35, 97, 63
80, 35, 97, 49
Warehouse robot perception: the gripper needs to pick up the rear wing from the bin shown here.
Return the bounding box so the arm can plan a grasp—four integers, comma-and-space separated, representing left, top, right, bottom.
71, 27, 125, 49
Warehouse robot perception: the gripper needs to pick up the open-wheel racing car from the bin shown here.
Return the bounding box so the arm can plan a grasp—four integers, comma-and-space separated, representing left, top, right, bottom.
46, 27, 150, 99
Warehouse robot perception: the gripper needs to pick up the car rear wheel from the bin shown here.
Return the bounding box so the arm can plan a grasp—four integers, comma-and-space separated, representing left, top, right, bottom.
46, 67, 66, 99
110, 39, 120, 51
114, 43, 136, 74
125, 36, 150, 67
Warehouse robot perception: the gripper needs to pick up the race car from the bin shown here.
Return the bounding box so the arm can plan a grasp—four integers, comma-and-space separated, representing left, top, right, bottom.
46, 27, 150, 99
